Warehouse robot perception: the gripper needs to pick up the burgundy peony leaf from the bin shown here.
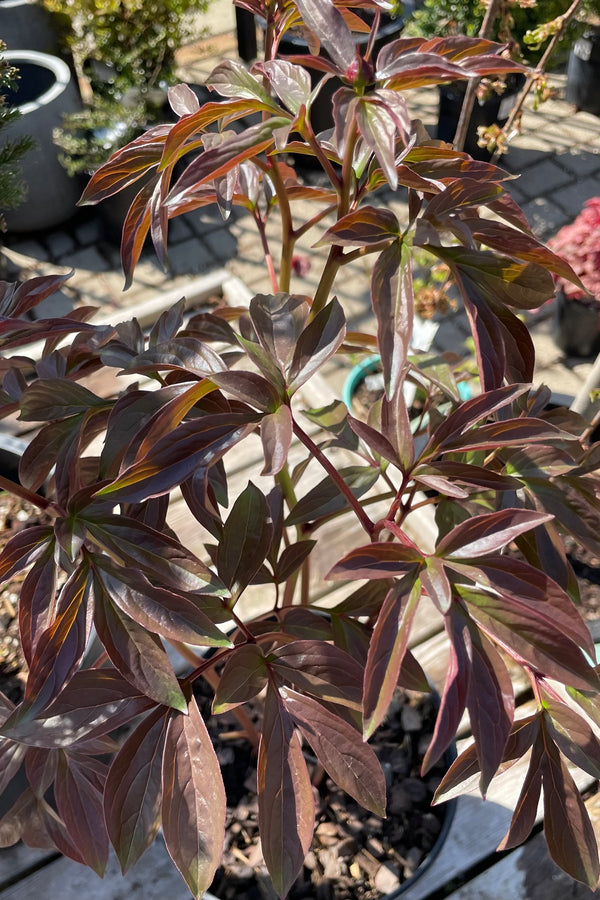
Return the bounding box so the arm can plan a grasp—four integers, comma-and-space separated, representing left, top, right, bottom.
498, 733, 544, 851
370, 240, 414, 399
249, 292, 309, 372
260, 60, 312, 114
93, 580, 186, 711
23, 562, 92, 717
422, 606, 471, 773
210, 370, 282, 411
54, 753, 109, 876
273, 538, 316, 583
271, 639, 364, 711
162, 697, 226, 899
91, 557, 231, 648
543, 699, 600, 780
287, 298, 346, 393
260, 405, 294, 476
541, 734, 600, 889
0, 525, 53, 586
466, 628, 514, 796
363, 576, 421, 738
213, 644, 269, 713
328, 541, 423, 581
104, 706, 169, 872
167, 83, 200, 116
19, 378, 105, 422
209, 59, 275, 105
281, 687, 386, 816
317, 206, 400, 248
95, 412, 258, 504
426, 382, 528, 452
294, 0, 356, 71
436, 509, 553, 560
258, 685, 315, 898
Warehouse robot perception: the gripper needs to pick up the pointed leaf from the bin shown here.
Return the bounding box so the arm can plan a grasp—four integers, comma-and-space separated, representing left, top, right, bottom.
328, 542, 422, 581
261, 405, 293, 476
287, 299, 346, 392
282, 687, 386, 816
217, 482, 273, 596
258, 685, 315, 898
213, 644, 268, 713
436, 509, 553, 560
105, 707, 169, 872
271, 640, 363, 710
54, 754, 109, 876
286, 465, 379, 526
162, 697, 226, 898
317, 206, 400, 248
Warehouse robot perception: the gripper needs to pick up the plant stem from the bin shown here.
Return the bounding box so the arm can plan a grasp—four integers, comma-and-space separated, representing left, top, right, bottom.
292, 420, 375, 536
491, 0, 584, 163
266, 157, 296, 292
311, 244, 344, 317
453, 0, 503, 153
254, 209, 280, 293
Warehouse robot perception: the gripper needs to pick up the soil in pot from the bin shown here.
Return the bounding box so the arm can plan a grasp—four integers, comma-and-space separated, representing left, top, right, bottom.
201, 681, 453, 900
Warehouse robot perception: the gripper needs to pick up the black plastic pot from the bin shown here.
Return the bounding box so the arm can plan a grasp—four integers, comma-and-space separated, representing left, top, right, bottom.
0, 432, 28, 486
437, 74, 525, 161
554, 289, 600, 358
566, 30, 600, 117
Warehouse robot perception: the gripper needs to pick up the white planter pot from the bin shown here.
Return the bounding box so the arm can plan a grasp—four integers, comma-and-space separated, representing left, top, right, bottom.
0, 0, 60, 53
3, 50, 82, 232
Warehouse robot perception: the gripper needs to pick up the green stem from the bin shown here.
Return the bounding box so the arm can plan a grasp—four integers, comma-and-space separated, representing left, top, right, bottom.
293, 421, 375, 537
254, 209, 280, 293
266, 158, 296, 292
310, 244, 344, 318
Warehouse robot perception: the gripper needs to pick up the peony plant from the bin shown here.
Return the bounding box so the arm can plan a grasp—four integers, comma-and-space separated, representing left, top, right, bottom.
2, 1, 600, 896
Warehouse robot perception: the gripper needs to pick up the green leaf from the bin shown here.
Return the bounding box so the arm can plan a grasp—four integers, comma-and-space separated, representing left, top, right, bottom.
217, 482, 273, 597
104, 707, 169, 872
258, 685, 315, 898
281, 687, 386, 816
162, 697, 226, 898
209, 59, 276, 105
286, 465, 379, 526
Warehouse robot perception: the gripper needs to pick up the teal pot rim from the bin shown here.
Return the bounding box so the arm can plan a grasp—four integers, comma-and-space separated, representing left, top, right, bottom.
342, 354, 382, 410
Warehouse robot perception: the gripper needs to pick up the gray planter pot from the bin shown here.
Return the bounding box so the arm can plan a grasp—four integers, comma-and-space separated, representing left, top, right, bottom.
0, 0, 61, 54
3, 50, 82, 232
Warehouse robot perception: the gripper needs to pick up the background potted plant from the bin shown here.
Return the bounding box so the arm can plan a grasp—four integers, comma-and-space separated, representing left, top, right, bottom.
0, 42, 34, 234
2, 1, 600, 898
40, 0, 213, 234
548, 196, 600, 357
405, 0, 593, 157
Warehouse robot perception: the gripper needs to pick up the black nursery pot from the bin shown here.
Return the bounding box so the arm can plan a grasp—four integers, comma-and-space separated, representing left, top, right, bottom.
437, 74, 525, 161
566, 30, 600, 117
554, 290, 600, 359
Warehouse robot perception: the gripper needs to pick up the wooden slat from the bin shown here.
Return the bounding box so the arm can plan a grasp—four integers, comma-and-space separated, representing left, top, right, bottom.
0, 837, 216, 900
445, 791, 600, 899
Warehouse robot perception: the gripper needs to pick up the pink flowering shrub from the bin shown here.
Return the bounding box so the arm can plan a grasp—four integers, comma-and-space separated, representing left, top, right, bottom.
549, 198, 600, 301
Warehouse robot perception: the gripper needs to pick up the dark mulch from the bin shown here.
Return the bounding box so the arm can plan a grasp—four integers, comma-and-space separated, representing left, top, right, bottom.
206, 688, 450, 900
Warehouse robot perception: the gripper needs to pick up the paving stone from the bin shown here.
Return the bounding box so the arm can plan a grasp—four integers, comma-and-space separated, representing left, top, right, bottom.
167, 215, 193, 243
521, 197, 569, 239
60, 246, 110, 273
553, 176, 600, 219
554, 149, 600, 178
8, 239, 50, 262
202, 226, 238, 262
166, 237, 213, 275
74, 217, 103, 246
45, 230, 77, 258
516, 158, 573, 200
28, 290, 74, 319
